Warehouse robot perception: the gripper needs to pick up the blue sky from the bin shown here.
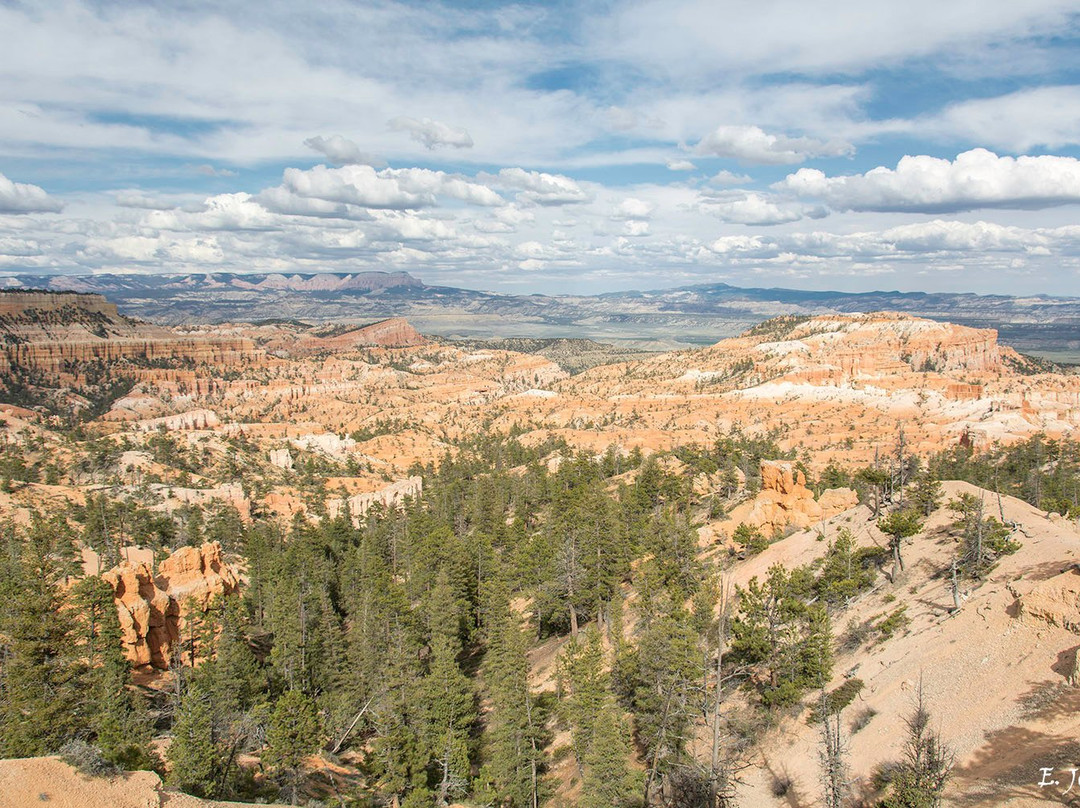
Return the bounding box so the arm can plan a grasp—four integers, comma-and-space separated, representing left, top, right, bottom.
2, 0, 1080, 295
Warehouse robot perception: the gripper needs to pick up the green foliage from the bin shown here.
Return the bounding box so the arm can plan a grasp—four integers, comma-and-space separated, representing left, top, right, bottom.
580, 698, 642, 808
931, 433, 1080, 516
876, 606, 910, 640
167, 688, 220, 798
733, 522, 769, 555
0, 515, 83, 756
814, 529, 883, 605
948, 493, 1020, 577
480, 581, 546, 807
265, 690, 322, 800
730, 564, 832, 708
811, 678, 864, 724
908, 471, 944, 517
879, 688, 952, 808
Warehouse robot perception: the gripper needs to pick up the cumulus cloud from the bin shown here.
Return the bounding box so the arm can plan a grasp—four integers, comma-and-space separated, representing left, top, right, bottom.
280, 164, 432, 209
144, 193, 279, 231
0, 173, 62, 214
612, 198, 655, 220
708, 192, 812, 223
267, 164, 502, 212
385, 168, 503, 206
492, 168, 592, 205
701, 193, 808, 225
388, 116, 474, 150
702, 219, 1077, 261
694, 124, 853, 165
303, 135, 386, 167
114, 192, 181, 210
257, 186, 367, 219
777, 148, 1080, 212
709, 170, 753, 186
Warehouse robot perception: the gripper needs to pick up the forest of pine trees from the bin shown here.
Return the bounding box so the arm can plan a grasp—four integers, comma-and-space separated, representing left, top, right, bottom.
0, 426, 1061, 805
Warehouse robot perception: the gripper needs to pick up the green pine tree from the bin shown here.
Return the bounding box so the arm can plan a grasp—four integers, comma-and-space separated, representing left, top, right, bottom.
265, 689, 322, 805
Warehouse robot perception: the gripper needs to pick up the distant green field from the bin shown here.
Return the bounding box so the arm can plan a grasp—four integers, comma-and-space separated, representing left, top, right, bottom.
1021, 350, 1080, 367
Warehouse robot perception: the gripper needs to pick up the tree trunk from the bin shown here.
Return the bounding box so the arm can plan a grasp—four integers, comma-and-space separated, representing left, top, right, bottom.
710, 584, 729, 806
951, 561, 961, 612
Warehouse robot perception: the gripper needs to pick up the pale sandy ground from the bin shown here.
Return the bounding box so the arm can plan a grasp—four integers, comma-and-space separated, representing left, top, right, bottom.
733, 481, 1080, 807
0, 756, 287, 808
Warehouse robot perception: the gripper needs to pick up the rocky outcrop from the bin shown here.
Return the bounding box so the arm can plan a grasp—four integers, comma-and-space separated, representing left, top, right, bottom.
1010, 568, 1080, 633
103, 541, 239, 669
327, 476, 423, 522
269, 448, 294, 469
156, 542, 240, 612
722, 460, 858, 539
134, 409, 221, 432
102, 560, 176, 668
764, 314, 1006, 383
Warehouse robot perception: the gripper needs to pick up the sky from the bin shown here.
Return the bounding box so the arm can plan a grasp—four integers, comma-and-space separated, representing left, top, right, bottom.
2, 1, 1080, 296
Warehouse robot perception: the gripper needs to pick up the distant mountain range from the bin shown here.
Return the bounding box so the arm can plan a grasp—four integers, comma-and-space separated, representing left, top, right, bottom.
5, 271, 1080, 359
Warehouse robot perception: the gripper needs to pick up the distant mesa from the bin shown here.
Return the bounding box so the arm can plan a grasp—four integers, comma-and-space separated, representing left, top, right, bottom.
311, 317, 427, 349
0, 289, 261, 375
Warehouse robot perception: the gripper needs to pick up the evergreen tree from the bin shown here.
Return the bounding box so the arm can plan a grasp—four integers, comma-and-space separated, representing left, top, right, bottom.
949, 493, 1020, 577
265, 689, 322, 804
424, 633, 476, 805
71, 574, 152, 768
729, 564, 832, 708
881, 685, 952, 808
0, 515, 82, 756
558, 629, 607, 771
877, 508, 924, 574
167, 687, 219, 798
580, 696, 640, 808
482, 581, 544, 807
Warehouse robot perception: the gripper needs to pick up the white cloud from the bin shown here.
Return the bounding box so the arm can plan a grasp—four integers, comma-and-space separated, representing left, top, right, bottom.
928, 86, 1080, 152
385, 168, 503, 206
144, 193, 279, 231
612, 198, 655, 220
492, 168, 592, 205
777, 148, 1080, 212
114, 192, 181, 210
709, 170, 753, 186
703, 193, 806, 225
600, 0, 1076, 77
666, 159, 697, 171
702, 219, 1080, 260
257, 186, 367, 219
266, 164, 502, 212
388, 116, 474, 150
694, 124, 853, 165
0, 173, 62, 214
303, 135, 386, 167
280, 164, 432, 209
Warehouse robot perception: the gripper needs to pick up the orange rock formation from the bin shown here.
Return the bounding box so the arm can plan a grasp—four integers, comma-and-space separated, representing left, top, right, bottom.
103, 541, 239, 669
719, 460, 858, 539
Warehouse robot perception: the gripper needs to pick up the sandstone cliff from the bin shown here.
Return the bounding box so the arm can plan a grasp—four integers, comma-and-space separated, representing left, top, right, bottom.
0, 290, 261, 375
103, 541, 239, 669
